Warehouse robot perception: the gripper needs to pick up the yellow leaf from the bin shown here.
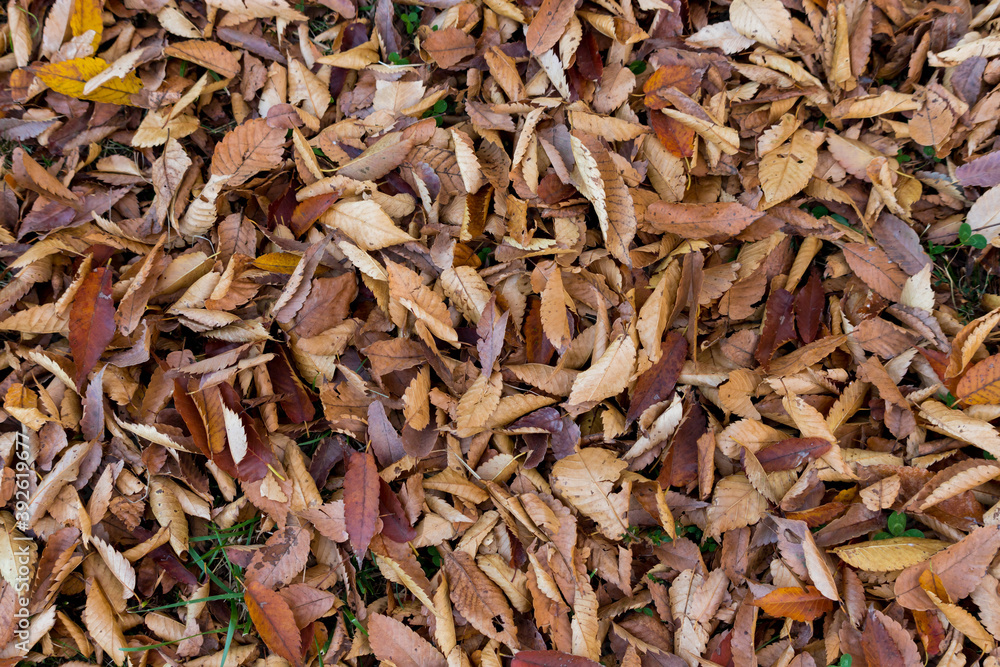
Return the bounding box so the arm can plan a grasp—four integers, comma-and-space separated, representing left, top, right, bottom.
70, 0, 104, 50
253, 252, 303, 275
35, 57, 141, 106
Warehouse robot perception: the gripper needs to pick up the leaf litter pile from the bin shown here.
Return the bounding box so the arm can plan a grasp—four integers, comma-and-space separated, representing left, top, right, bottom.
13, 0, 1000, 665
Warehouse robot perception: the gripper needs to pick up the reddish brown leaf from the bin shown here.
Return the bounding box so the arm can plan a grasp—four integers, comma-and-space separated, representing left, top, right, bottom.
173, 378, 211, 457
512, 651, 602, 667
658, 400, 704, 489
344, 449, 380, 557
266, 347, 316, 423
627, 332, 687, 425
794, 270, 825, 344
69, 266, 116, 390
378, 478, 416, 543
755, 288, 796, 367
525, 297, 558, 364
755, 437, 831, 472
575, 31, 603, 81
912, 609, 946, 657
861, 610, 905, 667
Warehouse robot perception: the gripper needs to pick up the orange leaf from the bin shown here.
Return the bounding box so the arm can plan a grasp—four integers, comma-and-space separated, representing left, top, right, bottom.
290, 192, 339, 237
650, 111, 695, 158
69, 266, 116, 391
245, 580, 304, 667
643, 64, 705, 109
919, 569, 951, 603
753, 586, 834, 622
35, 57, 142, 106
956, 353, 1000, 405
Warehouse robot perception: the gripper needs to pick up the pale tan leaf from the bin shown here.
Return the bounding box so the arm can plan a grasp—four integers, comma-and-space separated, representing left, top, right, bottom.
41, 0, 73, 59
179, 174, 229, 238
403, 366, 430, 431
205, 0, 306, 20
484, 46, 525, 101
90, 535, 136, 597
450, 128, 484, 194
569, 130, 636, 265
966, 184, 1000, 244
132, 109, 200, 147
386, 261, 458, 344
150, 476, 189, 556
920, 399, 1000, 458
860, 475, 901, 511
368, 613, 448, 667
321, 199, 416, 251
289, 58, 331, 118
550, 448, 630, 539
971, 574, 1000, 641
441, 266, 490, 324
919, 460, 1000, 511
456, 372, 502, 436
541, 266, 572, 352
84, 582, 130, 667
686, 21, 755, 53
730, 0, 793, 50
706, 473, 768, 539
221, 403, 248, 465
661, 107, 740, 155
567, 335, 636, 409
8, 0, 32, 68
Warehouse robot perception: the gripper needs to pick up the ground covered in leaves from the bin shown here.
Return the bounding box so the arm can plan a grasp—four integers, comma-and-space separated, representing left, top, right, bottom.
8, 0, 1000, 665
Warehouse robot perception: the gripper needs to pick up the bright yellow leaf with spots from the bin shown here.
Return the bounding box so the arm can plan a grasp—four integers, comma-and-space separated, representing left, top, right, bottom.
70, 0, 104, 49
35, 57, 141, 106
